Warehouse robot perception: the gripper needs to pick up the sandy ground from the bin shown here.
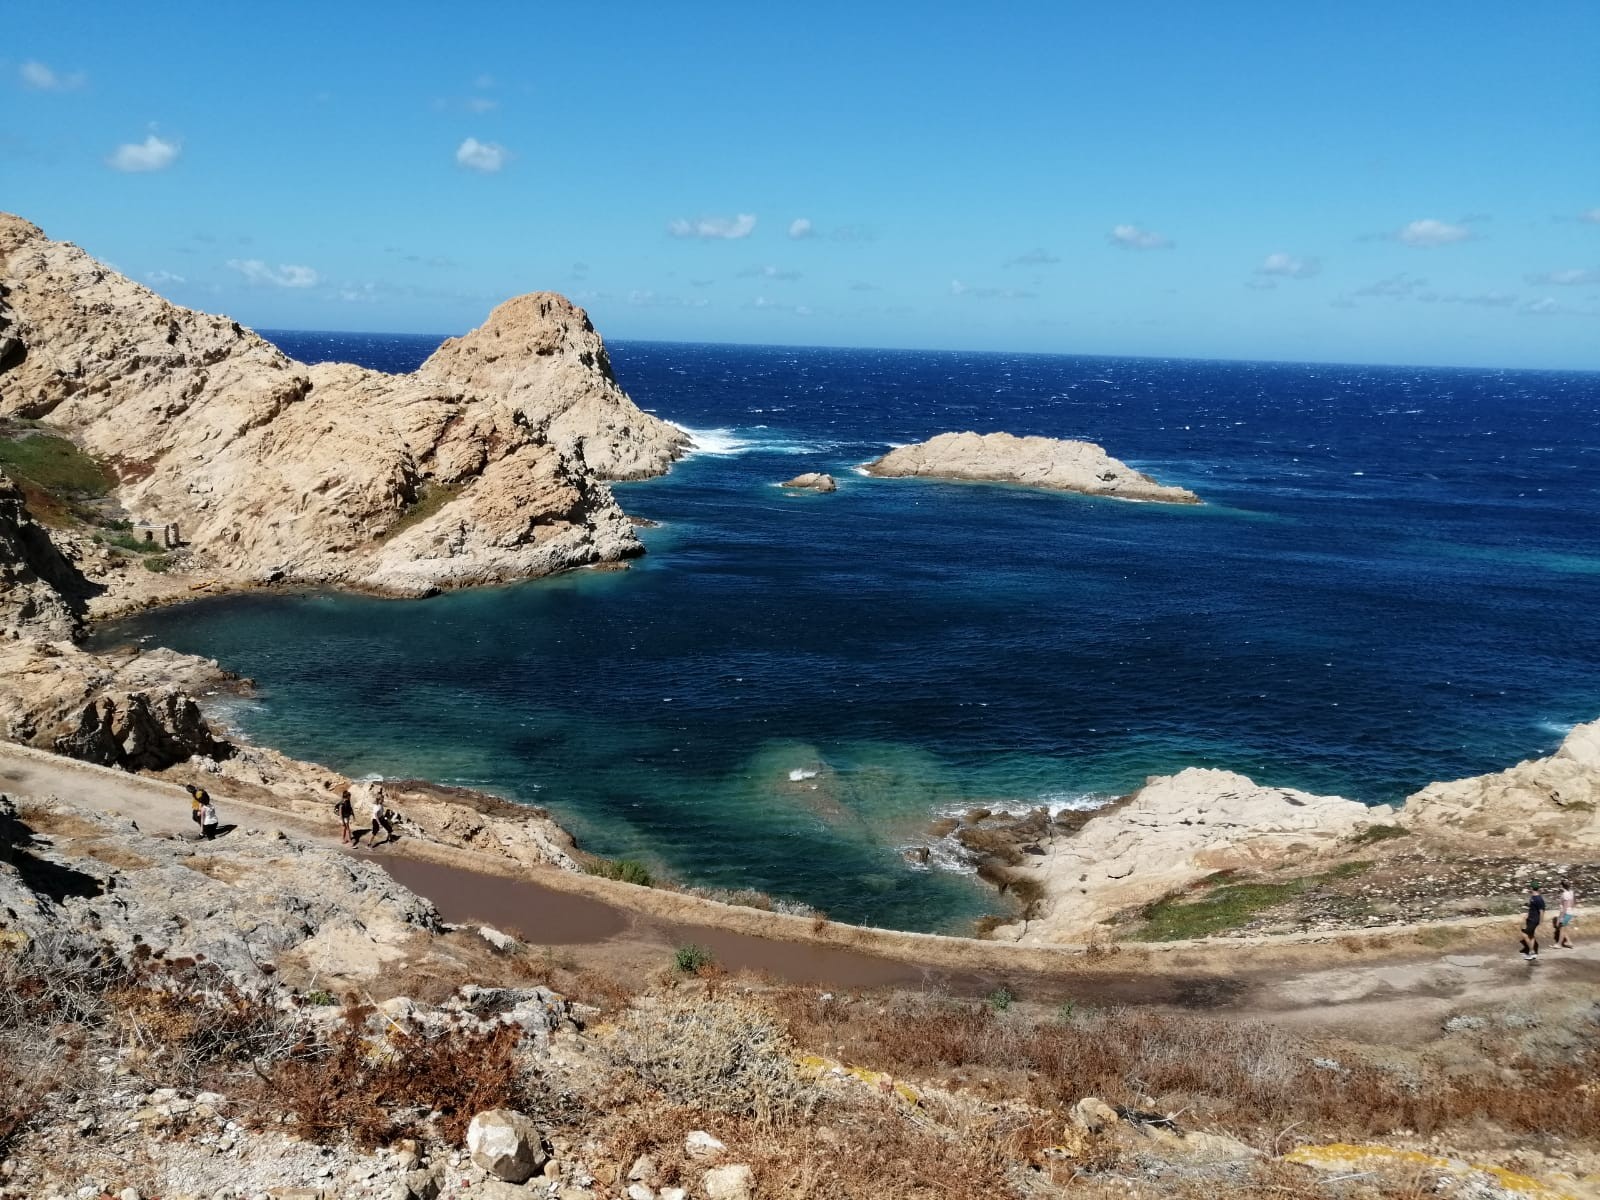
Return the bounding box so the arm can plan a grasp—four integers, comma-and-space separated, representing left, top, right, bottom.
5, 742, 1596, 1046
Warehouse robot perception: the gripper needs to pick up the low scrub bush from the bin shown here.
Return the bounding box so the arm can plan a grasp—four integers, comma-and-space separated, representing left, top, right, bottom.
261, 1011, 537, 1147
613, 997, 821, 1124
585, 856, 654, 887
673, 944, 714, 975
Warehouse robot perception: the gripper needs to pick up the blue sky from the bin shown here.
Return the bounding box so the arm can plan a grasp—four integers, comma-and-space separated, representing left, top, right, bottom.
5, 1, 1599, 369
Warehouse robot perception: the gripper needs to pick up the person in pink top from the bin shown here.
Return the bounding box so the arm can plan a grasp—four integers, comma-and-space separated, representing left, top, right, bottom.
1551, 878, 1576, 949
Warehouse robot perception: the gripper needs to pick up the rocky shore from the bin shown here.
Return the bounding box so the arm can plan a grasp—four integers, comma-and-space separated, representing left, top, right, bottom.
863, 431, 1201, 504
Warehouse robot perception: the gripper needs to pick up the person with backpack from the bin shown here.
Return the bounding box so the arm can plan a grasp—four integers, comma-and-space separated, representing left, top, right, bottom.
199, 798, 220, 841
185, 783, 209, 832
335, 788, 355, 845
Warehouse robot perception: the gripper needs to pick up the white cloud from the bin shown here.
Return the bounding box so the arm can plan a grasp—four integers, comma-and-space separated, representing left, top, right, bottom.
1396, 218, 1472, 247
627, 289, 708, 309
1526, 267, 1600, 286
1256, 252, 1320, 279
738, 264, 801, 281
668, 213, 757, 240
1354, 272, 1427, 298
463, 96, 499, 113
788, 217, 814, 240
455, 137, 507, 172
226, 259, 319, 288
1419, 290, 1515, 308
950, 278, 1035, 300
1523, 297, 1562, 316
1109, 224, 1172, 250
107, 134, 180, 173
145, 270, 185, 286
1006, 248, 1060, 267
1578, 208, 1600, 225
746, 296, 811, 314
19, 60, 85, 91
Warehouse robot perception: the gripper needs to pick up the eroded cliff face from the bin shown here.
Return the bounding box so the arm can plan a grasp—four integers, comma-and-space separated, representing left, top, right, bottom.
0, 471, 93, 639
0, 212, 686, 601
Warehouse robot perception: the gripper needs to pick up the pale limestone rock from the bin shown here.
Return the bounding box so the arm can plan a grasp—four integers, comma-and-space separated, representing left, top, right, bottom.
995, 768, 1388, 943
864, 430, 1200, 503
419, 292, 689, 481
684, 1131, 726, 1158
466, 1109, 547, 1183
779, 472, 836, 492
1400, 718, 1600, 848
701, 1164, 755, 1200
0, 212, 686, 606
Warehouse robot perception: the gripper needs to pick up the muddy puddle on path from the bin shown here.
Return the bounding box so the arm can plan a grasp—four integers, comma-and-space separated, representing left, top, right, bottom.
372, 854, 1242, 1009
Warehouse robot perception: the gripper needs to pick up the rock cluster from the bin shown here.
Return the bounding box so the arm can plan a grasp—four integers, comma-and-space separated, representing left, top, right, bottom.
0, 212, 687, 602
863, 430, 1201, 504
1400, 717, 1600, 847
987, 768, 1390, 943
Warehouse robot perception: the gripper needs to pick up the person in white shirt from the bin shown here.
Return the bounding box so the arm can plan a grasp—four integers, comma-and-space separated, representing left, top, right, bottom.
1551, 878, 1576, 948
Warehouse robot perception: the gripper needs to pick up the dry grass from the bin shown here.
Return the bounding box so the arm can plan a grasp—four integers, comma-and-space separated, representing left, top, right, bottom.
257, 1008, 538, 1148
612, 997, 822, 1125
763, 990, 1600, 1147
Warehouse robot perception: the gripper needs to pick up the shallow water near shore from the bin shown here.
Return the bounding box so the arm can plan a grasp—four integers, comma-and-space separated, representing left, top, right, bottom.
99, 337, 1600, 932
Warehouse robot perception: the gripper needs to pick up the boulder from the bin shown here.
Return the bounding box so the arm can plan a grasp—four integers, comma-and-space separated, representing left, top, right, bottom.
467, 1108, 548, 1183
779, 472, 836, 493
684, 1130, 727, 1158
702, 1164, 755, 1200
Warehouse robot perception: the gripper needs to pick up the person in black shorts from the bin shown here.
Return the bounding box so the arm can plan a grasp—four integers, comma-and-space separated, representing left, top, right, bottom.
1520, 884, 1545, 961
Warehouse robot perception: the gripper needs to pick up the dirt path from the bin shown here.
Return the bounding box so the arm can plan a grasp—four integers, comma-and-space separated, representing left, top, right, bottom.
6, 741, 1596, 1044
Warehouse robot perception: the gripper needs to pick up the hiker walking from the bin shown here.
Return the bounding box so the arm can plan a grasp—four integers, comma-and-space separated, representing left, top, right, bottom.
185, 783, 209, 832
335, 788, 355, 845
1520, 884, 1545, 961
368, 784, 395, 847
199, 797, 220, 841
1552, 878, 1576, 948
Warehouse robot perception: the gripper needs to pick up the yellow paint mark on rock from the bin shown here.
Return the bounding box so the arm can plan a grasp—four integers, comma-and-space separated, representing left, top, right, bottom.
1286, 1143, 1577, 1200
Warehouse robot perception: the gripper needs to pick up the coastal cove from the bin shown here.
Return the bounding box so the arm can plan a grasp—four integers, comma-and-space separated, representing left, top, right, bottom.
97, 336, 1600, 932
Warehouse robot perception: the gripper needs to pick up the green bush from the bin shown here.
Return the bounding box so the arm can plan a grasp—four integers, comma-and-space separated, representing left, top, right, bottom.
674, 944, 714, 975
1351, 823, 1412, 845
584, 857, 654, 887
987, 987, 1015, 1012
142, 555, 172, 573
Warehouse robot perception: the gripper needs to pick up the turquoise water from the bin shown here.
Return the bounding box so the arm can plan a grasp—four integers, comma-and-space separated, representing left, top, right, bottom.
98, 337, 1600, 932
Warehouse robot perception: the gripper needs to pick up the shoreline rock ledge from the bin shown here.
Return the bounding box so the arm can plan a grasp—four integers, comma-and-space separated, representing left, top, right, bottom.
863, 431, 1201, 504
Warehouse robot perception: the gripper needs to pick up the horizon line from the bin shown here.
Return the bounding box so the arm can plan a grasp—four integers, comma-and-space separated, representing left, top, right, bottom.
256, 326, 1600, 379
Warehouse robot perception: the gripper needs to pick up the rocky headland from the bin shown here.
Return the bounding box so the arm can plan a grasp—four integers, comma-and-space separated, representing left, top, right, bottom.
0, 212, 688, 608
863, 431, 1201, 504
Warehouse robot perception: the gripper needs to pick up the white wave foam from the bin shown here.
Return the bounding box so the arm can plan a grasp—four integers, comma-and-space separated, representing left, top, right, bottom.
679, 424, 841, 458
788, 768, 819, 781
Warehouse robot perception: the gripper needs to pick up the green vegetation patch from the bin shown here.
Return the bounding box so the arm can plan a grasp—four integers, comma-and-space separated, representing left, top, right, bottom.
584, 857, 654, 887
1133, 861, 1373, 942
1351, 823, 1412, 845
0, 432, 116, 526
142, 555, 172, 573
382, 480, 464, 541
673, 944, 714, 975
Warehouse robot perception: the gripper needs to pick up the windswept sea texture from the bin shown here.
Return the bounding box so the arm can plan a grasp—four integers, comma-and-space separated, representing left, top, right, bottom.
103, 336, 1600, 932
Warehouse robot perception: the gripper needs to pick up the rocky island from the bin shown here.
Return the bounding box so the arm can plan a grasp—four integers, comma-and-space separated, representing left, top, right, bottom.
864, 431, 1201, 504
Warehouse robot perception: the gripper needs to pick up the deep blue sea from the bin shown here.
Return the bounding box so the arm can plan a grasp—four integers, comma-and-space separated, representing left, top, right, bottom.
101, 333, 1600, 932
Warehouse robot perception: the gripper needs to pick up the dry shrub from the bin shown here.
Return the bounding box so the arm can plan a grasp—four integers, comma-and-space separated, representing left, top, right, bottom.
108, 957, 298, 1083
613, 997, 821, 1124
765, 990, 1600, 1145
260, 1013, 536, 1147
589, 1085, 1053, 1200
